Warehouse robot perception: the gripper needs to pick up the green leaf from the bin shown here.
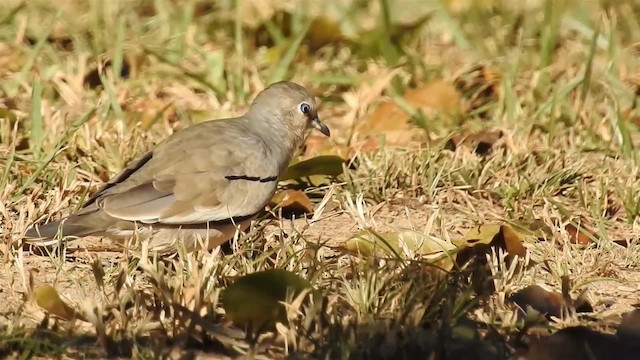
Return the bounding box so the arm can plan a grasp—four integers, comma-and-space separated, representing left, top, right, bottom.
34, 285, 81, 321
453, 223, 528, 260
345, 229, 456, 270
281, 155, 346, 181
221, 269, 313, 331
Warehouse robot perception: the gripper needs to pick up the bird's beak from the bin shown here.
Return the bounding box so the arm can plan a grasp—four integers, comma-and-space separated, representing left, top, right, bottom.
311, 117, 330, 137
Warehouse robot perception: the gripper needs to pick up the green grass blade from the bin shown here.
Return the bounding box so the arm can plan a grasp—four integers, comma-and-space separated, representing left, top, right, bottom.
99, 71, 123, 121
144, 48, 224, 96
539, 0, 560, 70
614, 106, 635, 159
378, 0, 400, 65
20, 28, 51, 76
0, 121, 18, 188
266, 20, 311, 84
0, 2, 25, 25
579, 25, 599, 106
29, 77, 43, 159
533, 76, 583, 120
309, 74, 360, 86
234, 0, 245, 101
17, 108, 97, 195
112, 16, 126, 82
435, 0, 470, 50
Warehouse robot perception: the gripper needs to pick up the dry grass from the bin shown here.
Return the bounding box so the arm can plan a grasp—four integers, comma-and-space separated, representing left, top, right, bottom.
2, 0, 640, 359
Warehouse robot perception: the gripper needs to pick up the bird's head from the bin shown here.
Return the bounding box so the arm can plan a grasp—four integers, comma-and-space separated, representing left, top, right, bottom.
249, 81, 330, 139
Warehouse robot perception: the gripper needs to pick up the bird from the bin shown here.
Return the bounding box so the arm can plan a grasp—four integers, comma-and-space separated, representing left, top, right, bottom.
24, 81, 330, 253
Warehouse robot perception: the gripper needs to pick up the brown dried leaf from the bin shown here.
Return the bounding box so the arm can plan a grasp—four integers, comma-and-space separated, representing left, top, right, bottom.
564, 223, 595, 245
270, 190, 314, 215
617, 309, 640, 343
301, 133, 351, 159
358, 79, 462, 146
509, 285, 567, 319
526, 326, 633, 360
509, 277, 592, 320
453, 224, 528, 295
454, 224, 527, 263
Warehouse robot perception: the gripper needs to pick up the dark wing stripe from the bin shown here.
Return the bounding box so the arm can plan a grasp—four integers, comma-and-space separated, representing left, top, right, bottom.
259, 176, 278, 183
82, 150, 154, 208
225, 175, 260, 181
225, 175, 277, 183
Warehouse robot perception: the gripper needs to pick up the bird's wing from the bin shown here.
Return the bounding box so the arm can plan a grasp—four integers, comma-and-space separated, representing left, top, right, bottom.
82, 120, 281, 224
82, 150, 154, 209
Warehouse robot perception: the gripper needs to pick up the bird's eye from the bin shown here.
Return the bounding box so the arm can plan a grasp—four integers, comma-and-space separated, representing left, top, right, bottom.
299, 102, 311, 115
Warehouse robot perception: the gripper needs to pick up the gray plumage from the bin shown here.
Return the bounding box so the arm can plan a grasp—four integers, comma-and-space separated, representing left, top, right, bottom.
24, 81, 330, 253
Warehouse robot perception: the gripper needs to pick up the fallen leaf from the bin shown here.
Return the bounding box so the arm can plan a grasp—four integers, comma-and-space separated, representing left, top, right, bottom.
307, 16, 345, 50
617, 309, 640, 343
453, 224, 529, 295
526, 326, 637, 360
454, 224, 527, 264
509, 285, 568, 319
402, 80, 462, 116
221, 269, 313, 331
358, 79, 462, 147
509, 276, 592, 321
564, 223, 595, 245
270, 189, 314, 215
444, 316, 512, 360
500, 225, 528, 256
301, 133, 351, 159
34, 285, 81, 321
344, 229, 456, 271
281, 155, 346, 181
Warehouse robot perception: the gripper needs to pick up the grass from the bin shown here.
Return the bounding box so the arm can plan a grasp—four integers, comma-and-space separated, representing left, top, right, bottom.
2, 0, 640, 359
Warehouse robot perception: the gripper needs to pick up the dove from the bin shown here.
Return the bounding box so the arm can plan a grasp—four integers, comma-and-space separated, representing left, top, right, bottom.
24, 81, 330, 253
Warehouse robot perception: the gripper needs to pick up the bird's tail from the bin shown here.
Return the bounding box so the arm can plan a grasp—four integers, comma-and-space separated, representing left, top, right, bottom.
24, 212, 108, 247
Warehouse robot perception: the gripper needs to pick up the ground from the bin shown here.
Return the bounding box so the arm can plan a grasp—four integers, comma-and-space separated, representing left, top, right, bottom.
2, 0, 640, 359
